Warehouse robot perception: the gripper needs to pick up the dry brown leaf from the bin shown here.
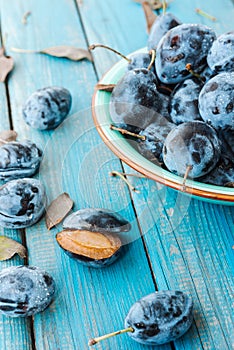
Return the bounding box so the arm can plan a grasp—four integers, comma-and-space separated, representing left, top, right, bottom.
40, 46, 93, 61
95, 84, 116, 92
142, 2, 157, 33
46, 192, 74, 230
0, 130, 17, 146
0, 236, 27, 261
0, 48, 14, 82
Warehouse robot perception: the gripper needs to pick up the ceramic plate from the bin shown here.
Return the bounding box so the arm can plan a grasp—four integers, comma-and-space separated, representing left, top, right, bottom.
92, 48, 234, 205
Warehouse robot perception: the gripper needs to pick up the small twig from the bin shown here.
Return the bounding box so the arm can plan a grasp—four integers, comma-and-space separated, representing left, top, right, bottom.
110, 124, 146, 141
89, 44, 131, 63
186, 63, 205, 83
182, 165, 193, 191
147, 49, 156, 71
195, 8, 216, 21
88, 327, 134, 346
22, 11, 31, 25
110, 171, 141, 193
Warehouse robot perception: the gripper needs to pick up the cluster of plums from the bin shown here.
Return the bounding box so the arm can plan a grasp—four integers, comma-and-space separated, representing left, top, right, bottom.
109, 16, 234, 185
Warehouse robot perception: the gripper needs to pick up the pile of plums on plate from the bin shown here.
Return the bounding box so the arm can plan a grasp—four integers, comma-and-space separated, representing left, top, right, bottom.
94, 17, 234, 187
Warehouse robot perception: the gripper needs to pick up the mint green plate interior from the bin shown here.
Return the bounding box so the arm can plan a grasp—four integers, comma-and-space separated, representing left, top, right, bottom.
92, 48, 234, 206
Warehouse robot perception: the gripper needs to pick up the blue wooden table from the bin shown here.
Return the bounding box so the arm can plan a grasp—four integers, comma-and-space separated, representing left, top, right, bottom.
0, 0, 234, 349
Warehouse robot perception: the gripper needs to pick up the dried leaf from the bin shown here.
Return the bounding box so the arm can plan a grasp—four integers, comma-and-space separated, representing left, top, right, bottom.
0, 48, 14, 82
0, 130, 17, 146
95, 83, 116, 92
0, 236, 27, 261
142, 2, 157, 33
46, 192, 74, 230
40, 46, 92, 61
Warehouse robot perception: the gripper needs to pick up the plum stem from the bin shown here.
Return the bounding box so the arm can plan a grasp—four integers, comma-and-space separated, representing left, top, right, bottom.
110, 124, 146, 141
110, 171, 141, 193
185, 63, 205, 83
195, 8, 216, 21
147, 49, 156, 71
162, 0, 167, 15
182, 165, 193, 191
88, 327, 134, 346
89, 44, 131, 63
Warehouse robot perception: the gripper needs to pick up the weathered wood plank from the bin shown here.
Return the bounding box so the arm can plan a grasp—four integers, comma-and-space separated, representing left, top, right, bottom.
77, 0, 234, 349
0, 0, 168, 349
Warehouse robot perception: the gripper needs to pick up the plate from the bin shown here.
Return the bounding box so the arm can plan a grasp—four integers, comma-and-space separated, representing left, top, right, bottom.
92, 48, 234, 205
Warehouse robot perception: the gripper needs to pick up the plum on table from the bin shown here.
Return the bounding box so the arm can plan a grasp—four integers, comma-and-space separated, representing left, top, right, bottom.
0, 140, 42, 181
23, 86, 72, 130
0, 266, 55, 317
89, 290, 193, 346
0, 178, 46, 228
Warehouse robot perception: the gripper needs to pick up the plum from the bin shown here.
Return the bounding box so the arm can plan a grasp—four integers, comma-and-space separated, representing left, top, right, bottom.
207, 31, 234, 73
0, 140, 42, 181
137, 116, 175, 164
0, 266, 55, 317
109, 68, 169, 133
23, 86, 72, 130
0, 178, 46, 228
163, 121, 221, 178
89, 290, 193, 346
148, 13, 182, 51
155, 23, 216, 84
198, 72, 234, 130
63, 208, 131, 233
169, 78, 203, 124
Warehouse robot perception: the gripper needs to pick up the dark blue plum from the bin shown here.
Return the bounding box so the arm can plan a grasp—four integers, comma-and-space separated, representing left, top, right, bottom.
137, 116, 175, 164
127, 52, 156, 74
155, 24, 216, 84
207, 31, 234, 73
110, 68, 169, 132
199, 156, 234, 187
200, 66, 217, 83
0, 140, 42, 181
163, 121, 221, 178
148, 13, 182, 51
169, 78, 203, 124
23, 86, 72, 130
0, 266, 55, 317
198, 72, 234, 130
124, 290, 193, 345
0, 178, 46, 228
63, 208, 131, 233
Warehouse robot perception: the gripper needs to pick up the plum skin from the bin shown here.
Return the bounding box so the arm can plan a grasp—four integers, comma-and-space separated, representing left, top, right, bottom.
0, 266, 55, 317
22, 86, 72, 130
163, 121, 221, 178
124, 290, 193, 345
